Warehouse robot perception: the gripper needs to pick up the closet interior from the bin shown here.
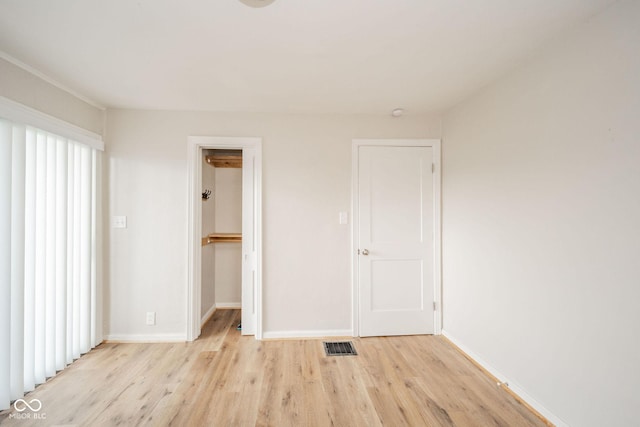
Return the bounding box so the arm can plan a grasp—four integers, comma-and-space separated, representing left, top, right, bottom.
200, 149, 243, 326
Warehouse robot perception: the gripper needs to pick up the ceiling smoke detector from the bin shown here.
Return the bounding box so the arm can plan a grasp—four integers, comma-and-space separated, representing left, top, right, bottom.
238, 0, 276, 8
391, 108, 404, 117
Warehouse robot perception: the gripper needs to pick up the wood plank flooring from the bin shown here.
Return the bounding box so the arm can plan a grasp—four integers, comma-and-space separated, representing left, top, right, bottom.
0, 309, 548, 426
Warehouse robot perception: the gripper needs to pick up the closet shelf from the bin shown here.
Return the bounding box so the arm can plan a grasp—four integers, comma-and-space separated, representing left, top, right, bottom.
205, 154, 242, 168
202, 233, 242, 246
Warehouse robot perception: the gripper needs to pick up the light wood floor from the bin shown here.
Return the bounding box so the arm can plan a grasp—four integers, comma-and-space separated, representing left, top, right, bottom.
0, 309, 547, 426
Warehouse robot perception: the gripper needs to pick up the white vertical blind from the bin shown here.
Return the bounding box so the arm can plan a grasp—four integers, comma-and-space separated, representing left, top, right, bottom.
55, 138, 68, 372
10, 125, 26, 401
34, 131, 46, 386
23, 129, 36, 393
71, 146, 81, 360
90, 151, 98, 347
45, 135, 56, 378
66, 143, 75, 365
0, 116, 101, 410
79, 146, 91, 354
0, 119, 12, 409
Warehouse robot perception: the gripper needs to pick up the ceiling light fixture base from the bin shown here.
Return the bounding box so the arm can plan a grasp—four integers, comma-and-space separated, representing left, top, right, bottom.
238, 0, 276, 8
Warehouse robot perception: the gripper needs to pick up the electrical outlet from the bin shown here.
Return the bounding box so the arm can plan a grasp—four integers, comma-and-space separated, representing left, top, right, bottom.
112, 215, 127, 228
146, 312, 156, 326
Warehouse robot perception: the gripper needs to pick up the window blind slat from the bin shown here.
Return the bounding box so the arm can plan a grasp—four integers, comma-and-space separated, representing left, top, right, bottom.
10, 125, 26, 401
45, 136, 57, 378
55, 138, 68, 371
90, 151, 98, 347
72, 145, 81, 360
0, 119, 13, 410
66, 143, 75, 365
80, 146, 92, 354
23, 128, 37, 393
34, 131, 47, 385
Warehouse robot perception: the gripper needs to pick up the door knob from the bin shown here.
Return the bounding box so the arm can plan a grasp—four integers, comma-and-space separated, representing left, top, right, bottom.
361, 249, 369, 256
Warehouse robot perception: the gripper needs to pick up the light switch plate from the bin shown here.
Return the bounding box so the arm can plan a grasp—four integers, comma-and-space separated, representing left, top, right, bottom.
339, 211, 348, 225
112, 215, 127, 228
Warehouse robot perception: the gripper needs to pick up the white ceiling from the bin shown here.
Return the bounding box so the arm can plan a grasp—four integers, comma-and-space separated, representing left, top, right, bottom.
0, 0, 614, 114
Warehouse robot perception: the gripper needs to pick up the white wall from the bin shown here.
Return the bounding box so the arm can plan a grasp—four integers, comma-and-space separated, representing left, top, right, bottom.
200, 155, 216, 320
104, 111, 440, 338
0, 57, 103, 135
441, 1, 640, 426
214, 167, 242, 306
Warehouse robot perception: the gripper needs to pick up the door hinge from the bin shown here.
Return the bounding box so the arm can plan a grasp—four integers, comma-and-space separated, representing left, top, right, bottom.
433, 302, 437, 311
357, 249, 360, 255
432, 163, 435, 173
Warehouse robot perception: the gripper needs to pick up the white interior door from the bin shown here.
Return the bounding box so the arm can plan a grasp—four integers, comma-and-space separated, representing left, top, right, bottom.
241, 148, 256, 335
357, 145, 435, 337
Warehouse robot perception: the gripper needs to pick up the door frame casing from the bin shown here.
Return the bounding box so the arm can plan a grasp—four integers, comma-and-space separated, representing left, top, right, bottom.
351, 138, 442, 336
187, 136, 263, 341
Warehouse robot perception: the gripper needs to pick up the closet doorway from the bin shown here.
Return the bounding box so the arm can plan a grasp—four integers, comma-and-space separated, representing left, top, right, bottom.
201, 149, 242, 325
187, 136, 262, 341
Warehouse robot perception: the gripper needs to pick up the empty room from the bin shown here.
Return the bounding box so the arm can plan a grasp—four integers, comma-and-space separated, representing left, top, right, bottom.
1, 1, 638, 426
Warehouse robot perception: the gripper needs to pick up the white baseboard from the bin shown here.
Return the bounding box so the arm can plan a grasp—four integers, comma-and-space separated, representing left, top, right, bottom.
215, 302, 241, 309
201, 304, 217, 327
103, 333, 186, 343
262, 329, 352, 340
441, 330, 567, 427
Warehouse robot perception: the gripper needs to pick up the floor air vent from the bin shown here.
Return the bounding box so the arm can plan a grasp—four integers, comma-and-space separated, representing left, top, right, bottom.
323, 341, 358, 356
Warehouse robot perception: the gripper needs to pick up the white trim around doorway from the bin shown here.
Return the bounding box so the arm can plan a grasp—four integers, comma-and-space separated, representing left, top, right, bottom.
187, 136, 263, 341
